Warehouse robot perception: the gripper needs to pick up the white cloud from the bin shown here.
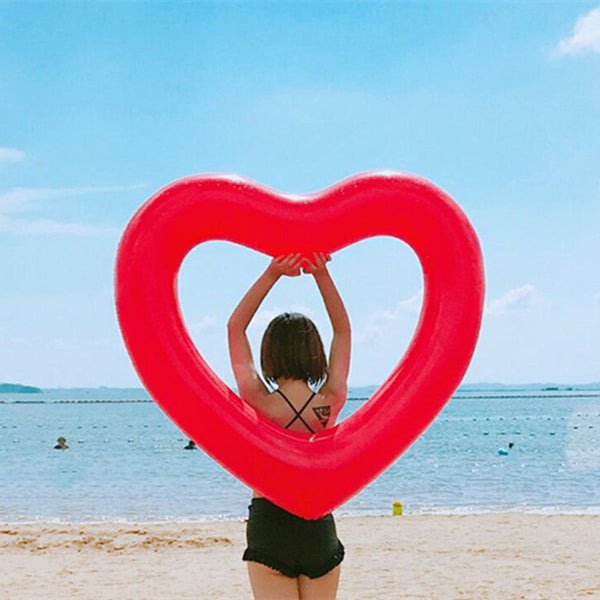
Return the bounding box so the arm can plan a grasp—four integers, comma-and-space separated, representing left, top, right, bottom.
486, 284, 538, 316
190, 315, 218, 334
0, 147, 26, 165
0, 216, 119, 236
556, 5, 600, 56
356, 289, 423, 343
391, 289, 423, 314
0, 183, 144, 235
0, 184, 145, 214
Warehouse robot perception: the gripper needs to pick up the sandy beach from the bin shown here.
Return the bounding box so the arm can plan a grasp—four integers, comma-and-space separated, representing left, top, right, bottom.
1, 513, 599, 600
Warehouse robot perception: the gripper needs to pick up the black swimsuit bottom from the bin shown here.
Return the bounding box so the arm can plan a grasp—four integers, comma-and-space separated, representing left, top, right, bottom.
243, 497, 345, 579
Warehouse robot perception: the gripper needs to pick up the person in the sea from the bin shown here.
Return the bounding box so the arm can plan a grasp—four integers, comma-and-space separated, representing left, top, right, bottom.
228, 252, 350, 600
184, 439, 196, 450
54, 436, 68, 450
498, 442, 515, 456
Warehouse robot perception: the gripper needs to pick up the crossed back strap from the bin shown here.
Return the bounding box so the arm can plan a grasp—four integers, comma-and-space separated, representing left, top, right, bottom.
275, 389, 316, 433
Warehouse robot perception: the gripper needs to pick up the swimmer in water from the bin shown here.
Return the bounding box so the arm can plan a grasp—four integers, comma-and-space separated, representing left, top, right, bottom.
54, 436, 68, 450
184, 439, 196, 450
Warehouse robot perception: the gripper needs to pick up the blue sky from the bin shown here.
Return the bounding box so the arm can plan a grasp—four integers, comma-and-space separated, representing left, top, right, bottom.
1, 1, 599, 388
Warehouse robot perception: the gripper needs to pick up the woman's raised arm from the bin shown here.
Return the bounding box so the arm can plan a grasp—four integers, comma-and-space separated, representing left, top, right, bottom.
227, 254, 303, 404
303, 253, 351, 402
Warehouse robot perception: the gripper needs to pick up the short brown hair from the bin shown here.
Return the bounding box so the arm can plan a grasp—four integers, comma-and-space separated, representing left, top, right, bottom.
260, 313, 327, 387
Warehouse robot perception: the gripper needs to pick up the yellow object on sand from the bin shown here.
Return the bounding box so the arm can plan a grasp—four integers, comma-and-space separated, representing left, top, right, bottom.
392, 500, 403, 516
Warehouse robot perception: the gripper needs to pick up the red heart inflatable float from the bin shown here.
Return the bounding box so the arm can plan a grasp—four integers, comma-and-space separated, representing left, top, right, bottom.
115, 172, 484, 518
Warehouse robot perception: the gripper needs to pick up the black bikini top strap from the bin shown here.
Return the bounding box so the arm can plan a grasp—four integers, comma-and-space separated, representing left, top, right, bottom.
276, 389, 316, 433
275, 388, 297, 412
287, 392, 316, 430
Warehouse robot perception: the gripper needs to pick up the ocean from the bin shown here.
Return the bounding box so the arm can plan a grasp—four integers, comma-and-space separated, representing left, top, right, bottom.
1, 388, 599, 522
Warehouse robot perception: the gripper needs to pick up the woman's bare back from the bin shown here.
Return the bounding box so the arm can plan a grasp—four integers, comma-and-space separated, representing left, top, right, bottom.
256, 382, 341, 435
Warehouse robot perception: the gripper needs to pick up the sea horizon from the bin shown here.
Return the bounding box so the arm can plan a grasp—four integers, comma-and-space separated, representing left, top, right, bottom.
2, 380, 600, 397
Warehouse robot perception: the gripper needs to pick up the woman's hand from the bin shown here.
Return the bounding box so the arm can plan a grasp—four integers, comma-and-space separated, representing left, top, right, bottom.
302, 252, 331, 275
267, 253, 304, 278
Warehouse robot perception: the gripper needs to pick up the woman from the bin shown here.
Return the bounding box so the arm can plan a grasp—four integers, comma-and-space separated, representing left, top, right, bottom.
227, 252, 351, 600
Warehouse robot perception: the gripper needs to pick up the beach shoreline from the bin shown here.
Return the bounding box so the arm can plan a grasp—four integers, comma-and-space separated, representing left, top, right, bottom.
3, 505, 600, 525
2, 513, 599, 600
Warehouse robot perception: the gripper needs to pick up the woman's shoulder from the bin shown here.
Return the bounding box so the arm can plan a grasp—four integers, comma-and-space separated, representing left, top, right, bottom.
241, 388, 275, 411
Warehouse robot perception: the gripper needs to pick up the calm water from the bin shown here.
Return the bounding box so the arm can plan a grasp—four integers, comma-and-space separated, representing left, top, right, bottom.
1, 388, 599, 522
